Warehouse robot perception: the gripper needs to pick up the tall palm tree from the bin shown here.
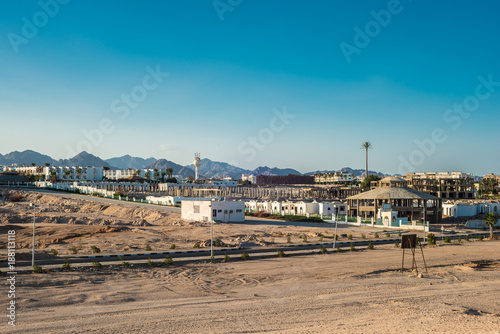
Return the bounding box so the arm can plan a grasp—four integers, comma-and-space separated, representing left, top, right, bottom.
485, 212, 498, 239
362, 141, 372, 179
166, 167, 173, 179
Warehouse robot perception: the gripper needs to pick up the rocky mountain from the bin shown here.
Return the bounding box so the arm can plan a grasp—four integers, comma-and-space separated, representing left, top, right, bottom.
183, 159, 250, 179
56, 151, 112, 168
0, 150, 56, 166
144, 159, 195, 178
105, 155, 156, 170
249, 166, 302, 176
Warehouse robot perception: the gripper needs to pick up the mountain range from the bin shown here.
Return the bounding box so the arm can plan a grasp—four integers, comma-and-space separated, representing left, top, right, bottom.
0, 150, 388, 179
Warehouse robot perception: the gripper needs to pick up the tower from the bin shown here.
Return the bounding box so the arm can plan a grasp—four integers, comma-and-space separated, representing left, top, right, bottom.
193, 153, 202, 180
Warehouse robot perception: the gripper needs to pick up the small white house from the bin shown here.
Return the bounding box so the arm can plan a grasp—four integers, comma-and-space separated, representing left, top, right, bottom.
271, 201, 282, 214
294, 201, 319, 215
332, 202, 347, 215
181, 200, 245, 223
318, 202, 335, 215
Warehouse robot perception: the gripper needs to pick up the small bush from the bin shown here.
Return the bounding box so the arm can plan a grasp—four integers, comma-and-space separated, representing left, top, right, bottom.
319, 236, 324, 241
465, 235, 470, 242
398, 231, 402, 237
427, 233, 436, 245
350, 242, 355, 252
276, 249, 285, 257
303, 235, 308, 243
193, 241, 200, 248
214, 238, 222, 247
164, 255, 173, 266
336, 247, 342, 253
394, 241, 400, 248
50, 249, 58, 256
147, 257, 154, 266
374, 233, 379, 239
444, 236, 451, 243
347, 234, 353, 240
385, 232, 390, 238
121, 260, 130, 268
478, 235, 484, 241
170, 244, 176, 250
367, 241, 374, 250
320, 245, 327, 254
33, 263, 42, 273
70, 246, 78, 254
240, 252, 250, 260
145, 244, 152, 251
223, 254, 230, 262
62, 258, 71, 271
210, 256, 215, 263
286, 236, 291, 244
91, 246, 101, 254
92, 260, 102, 269
270, 238, 275, 244
457, 237, 461, 243
260, 238, 266, 244
361, 234, 366, 239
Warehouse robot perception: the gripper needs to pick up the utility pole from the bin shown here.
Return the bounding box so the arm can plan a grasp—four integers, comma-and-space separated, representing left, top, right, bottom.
30, 203, 36, 267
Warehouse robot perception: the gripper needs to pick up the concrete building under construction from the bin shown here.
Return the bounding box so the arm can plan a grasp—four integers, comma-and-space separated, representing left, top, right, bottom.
402, 172, 476, 200
256, 174, 315, 186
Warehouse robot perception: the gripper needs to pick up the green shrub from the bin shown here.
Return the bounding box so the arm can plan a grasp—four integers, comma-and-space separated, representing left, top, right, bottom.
164, 255, 173, 266
319, 236, 324, 241
374, 233, 379, 239
465, 235, 470, 242
62, 258, 71, 271
427, 233, 436, 245
32, 263, 43, 273
361, 234, 366, 239
147, 257, 154, 266
478, 235, 483, 241
50, 249, 58, 256
350, 242, 355, 252
276, 249, 285, 257
210, 256, 215, 263
457, 237, 461, 243
444, 236, 451, 243
121, 260, 130, 268
320, 245, 327, 254
223, 254, 230, 262
91, 246, 101, 254
398, 231, 402, 237
394, 241, 400, 248
170, 244, 176, 250
240, 252, 250, 260
303, 235, 308, 243
385, 232, 390, 238
367, 241, 374, 250
193, 241, 200, 248
286, 236, 291, 244
336, 247, 342, 253
70, 246, 78, 254
347, 234, 353, 240
145, 243, 152, 251
214, 238, 222, 247
92, 260, 102, 270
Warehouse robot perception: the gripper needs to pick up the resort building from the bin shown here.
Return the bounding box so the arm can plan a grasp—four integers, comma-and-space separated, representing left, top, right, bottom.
483, 173, 500, 183
181, 200, 245, 223
5, 165, 103, 182
347, 177, 443, 224
315, 172, 354, 184
443, 200, 500, 218
256, 174, 315, 186
403, 172, 476, 200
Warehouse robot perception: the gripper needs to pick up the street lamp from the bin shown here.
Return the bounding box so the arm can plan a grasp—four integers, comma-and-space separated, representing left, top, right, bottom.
30, 203, 36, 267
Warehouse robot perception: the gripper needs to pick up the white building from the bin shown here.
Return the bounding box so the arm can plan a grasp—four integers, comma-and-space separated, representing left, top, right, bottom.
181, 200, 245, 223
6, 165, 104, 182
209, 179, 238, 187
241, 174, 257, 184
443, 200, 500, 218
294, 201, 320, 215
318, 202, 335, 215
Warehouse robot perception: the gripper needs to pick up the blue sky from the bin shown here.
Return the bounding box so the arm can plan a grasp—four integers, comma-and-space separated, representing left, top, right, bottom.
1, 0, 499, 175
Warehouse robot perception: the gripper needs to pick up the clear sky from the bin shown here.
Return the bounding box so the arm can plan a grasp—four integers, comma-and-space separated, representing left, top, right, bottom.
1, 0, 499, 175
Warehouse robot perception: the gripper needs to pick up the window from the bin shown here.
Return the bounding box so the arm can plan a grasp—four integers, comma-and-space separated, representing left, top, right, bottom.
229, 210, 234, 214
236, 209, 242, 213
224, 210, 228, 214
218, 210, 222, 213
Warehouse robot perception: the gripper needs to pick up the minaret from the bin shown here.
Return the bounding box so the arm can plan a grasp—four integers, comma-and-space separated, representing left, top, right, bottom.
193, 153, 202, 180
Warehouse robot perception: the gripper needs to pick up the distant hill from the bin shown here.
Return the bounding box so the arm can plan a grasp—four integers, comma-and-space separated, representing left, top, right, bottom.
249, 166, 302, 176
184, 158, 250, 179
0, 150, 55, 166
105, 155, 156, 170
56, 151, 112, 168
145, 159, 195, 178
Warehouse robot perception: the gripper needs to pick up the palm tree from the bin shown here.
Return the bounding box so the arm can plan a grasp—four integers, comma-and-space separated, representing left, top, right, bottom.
485, 212, 498, 239
31, 162, 36, 167
63, 169, 71, 181
50, 170, 57, 183
166, 167, 173, 179
362, 141, 372, 179
45, 163, 51, 167
76, 167, 83, 180
144, 172, 151, 181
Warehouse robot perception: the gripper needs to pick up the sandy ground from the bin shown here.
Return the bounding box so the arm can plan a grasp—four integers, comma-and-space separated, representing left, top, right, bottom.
1, 190, 500, 333
2, 242, 499, 333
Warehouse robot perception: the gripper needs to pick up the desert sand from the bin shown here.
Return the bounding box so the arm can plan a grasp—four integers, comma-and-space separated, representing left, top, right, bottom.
1, 190, 500, 333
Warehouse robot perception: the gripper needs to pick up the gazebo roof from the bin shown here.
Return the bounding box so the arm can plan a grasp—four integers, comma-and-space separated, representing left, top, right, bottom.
347, 187, 439, 201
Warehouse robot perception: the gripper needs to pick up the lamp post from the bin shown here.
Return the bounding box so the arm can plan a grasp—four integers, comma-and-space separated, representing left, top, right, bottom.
333, 208, 338, 250
30, 203, 36, 267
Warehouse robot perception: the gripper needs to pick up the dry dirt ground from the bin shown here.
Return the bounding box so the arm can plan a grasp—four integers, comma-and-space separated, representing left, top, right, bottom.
1, 190, 500, 333
0, 190, 395, 258
2, 242, 499, 333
